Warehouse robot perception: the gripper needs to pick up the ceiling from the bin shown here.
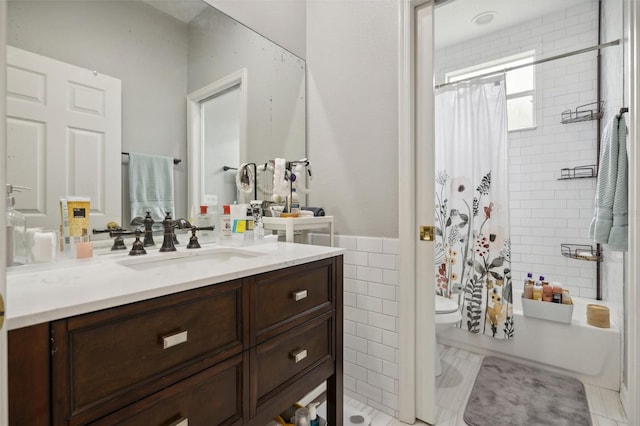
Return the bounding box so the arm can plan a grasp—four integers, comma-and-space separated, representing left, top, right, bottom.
140, 0, 208, 24
435, 0, 591, 49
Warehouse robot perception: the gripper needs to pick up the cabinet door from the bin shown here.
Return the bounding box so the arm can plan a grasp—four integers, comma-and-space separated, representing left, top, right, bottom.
91, 353, 248, 426
8, 323, 51, 426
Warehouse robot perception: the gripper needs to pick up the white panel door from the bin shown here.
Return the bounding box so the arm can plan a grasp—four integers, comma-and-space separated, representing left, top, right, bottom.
6, 46, 121, 232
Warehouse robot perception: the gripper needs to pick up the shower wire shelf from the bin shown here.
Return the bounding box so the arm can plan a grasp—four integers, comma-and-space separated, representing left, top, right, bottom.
558, 164, 597, 180
560, 101, 604, 124
561, 244, 601, 261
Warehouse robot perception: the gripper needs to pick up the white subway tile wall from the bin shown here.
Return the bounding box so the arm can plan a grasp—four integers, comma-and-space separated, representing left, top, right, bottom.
436, 2, 602, 298
312, 234, 400, 417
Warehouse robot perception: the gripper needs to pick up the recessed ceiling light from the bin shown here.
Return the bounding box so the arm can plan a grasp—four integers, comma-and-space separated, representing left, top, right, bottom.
472, 11, 496, 26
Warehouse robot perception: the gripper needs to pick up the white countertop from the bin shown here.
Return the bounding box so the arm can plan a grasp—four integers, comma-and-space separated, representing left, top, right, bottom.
6, 239, 344, 330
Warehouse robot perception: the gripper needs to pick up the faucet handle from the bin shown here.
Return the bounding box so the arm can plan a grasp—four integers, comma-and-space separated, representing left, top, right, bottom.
128, 229, 146, 256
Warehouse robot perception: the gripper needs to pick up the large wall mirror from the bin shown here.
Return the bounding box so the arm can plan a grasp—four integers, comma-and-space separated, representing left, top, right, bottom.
6, 0, 305, 231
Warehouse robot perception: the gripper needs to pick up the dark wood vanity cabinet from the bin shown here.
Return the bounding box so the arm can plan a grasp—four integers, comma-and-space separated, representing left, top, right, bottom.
8, 256, 343, 426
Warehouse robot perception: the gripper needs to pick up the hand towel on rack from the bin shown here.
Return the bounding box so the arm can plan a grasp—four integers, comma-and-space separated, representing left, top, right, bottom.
589, 115, 628, 250
128, 152, 175, 224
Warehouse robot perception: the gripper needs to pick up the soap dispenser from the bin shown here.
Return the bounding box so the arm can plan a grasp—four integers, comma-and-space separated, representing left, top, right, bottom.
307, 402, 322, 426
6, 184, 28, 266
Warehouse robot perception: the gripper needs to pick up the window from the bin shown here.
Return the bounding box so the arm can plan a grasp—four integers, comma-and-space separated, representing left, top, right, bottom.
445, 52, 536, 131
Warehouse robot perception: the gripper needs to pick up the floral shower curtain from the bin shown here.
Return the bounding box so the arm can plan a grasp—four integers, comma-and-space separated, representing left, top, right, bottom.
434, 75, 514, 339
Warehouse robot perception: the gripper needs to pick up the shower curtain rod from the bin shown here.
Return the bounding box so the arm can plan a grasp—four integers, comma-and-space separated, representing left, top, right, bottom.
435, 39, 621, 89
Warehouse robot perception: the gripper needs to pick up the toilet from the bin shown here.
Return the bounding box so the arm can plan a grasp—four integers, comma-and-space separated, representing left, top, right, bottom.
435, 295, 462, 376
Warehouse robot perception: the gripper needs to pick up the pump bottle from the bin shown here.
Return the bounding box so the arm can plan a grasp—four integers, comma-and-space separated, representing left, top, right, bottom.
6, 184, 28, 266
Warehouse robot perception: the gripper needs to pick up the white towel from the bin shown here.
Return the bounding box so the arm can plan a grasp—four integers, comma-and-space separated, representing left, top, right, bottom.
273, 158, 289, 200
589, 115, 628, 250
128, 152, 175, 224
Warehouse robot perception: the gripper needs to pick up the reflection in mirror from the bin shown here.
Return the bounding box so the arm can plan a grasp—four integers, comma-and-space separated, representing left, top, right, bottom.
203, 85, 241, 206
6, 0, 305, 231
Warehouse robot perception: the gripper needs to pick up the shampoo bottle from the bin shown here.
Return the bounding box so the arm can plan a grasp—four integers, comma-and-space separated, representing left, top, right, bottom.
523, 277, 534, 299
6, 184, 28, 266
532, 275, 544, 301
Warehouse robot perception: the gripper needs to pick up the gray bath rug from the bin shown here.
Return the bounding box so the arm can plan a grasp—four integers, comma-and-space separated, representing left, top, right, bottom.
464, 356, 592, 426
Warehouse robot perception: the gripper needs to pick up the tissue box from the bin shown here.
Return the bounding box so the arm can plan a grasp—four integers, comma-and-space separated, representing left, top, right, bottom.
521, 297, 573, 323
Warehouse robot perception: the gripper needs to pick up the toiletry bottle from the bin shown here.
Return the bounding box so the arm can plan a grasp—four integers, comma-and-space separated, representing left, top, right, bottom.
308, 402, 320, 426
295, 407, 310, 426
6, 184, 28, 266
562, 288, 572, 305
524, 272, 533, 287
542, 281, 553, 302
552, 285, 563, 303
532, 275, 544, 301
250, 200, 264, 240
196, 205, 214, 243
244, 206, 254, 240
220, 205, 231, 239
290, 187, 300, 215
523, 277, 534, 299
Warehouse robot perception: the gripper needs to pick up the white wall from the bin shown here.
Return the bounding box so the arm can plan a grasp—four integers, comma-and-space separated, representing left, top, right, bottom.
436, 1, 603, 298
188, 5, 306, 175
207, 0, 307, 59
306, 0, 400, 238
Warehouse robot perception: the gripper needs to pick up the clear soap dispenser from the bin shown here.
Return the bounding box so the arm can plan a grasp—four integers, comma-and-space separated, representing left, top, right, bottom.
6, 184, 28, 266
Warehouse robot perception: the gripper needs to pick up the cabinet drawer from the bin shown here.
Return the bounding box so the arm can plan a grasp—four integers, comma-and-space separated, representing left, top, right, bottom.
253, 259, 334, 342
91, 353, 246, 426
53, 280, 247, 424
254, 312, 333, 402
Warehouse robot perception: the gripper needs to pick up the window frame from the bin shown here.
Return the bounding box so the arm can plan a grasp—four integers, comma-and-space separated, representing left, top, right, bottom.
445, 51, 537, 132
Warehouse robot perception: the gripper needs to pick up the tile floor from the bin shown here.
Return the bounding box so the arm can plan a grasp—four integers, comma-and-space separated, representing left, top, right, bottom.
342, 345, 628, 426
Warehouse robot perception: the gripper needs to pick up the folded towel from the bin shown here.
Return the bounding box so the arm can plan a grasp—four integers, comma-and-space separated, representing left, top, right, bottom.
301, 207, 325, 217
128, 152, 175, 224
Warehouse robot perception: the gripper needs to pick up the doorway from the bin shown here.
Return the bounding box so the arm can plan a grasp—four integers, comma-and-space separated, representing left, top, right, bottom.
187, 69, 247, 216
400, 0, 640, 424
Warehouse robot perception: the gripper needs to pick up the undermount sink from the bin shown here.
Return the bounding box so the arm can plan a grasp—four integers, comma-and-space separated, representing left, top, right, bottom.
117, 247, 265, 271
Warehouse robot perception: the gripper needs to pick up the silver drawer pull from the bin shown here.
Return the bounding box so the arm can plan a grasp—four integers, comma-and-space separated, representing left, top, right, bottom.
290, 348, 308, 363
162, 330, 188, 349
292, 289, 308, 301
169, 418, 188, 426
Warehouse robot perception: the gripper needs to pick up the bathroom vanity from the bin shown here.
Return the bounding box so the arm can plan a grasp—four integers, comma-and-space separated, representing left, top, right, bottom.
6, 242, 343, 426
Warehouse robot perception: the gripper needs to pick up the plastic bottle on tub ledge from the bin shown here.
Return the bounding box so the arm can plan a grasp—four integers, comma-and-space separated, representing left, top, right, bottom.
523, 273, 534, 299
541, 278, 553, 302
532, 275, 544, 301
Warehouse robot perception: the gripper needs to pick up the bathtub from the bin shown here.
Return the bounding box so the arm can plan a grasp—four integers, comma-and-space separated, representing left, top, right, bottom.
437, 289, 621, 390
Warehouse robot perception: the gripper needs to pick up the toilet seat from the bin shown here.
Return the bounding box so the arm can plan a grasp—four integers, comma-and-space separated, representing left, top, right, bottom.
435, 295, 459, 314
